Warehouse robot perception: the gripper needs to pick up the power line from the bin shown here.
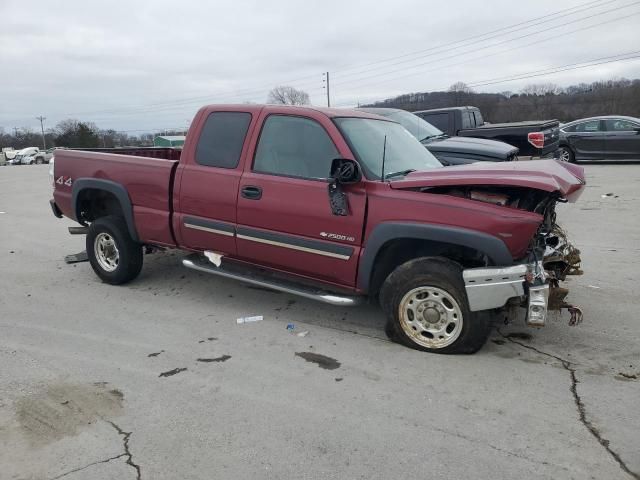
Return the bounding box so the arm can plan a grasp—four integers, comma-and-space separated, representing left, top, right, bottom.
331, 0, 619, 79
48, 0, 621, 120
84, 0, 638, 120
330, 8, 640, 93
332, 52, 640, 107
332, 1, 640, 88
60, 74, 325, 118
467, 52, 640, 88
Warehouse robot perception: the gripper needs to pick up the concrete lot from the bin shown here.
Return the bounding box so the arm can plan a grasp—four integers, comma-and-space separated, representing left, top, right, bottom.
0, 163, 638, 480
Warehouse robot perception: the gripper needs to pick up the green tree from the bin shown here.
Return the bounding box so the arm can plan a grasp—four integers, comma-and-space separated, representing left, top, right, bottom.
54, 119, 100, 148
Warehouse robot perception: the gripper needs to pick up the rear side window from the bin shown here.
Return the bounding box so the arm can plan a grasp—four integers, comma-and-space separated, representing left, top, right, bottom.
604, 119, 640, 131
253, 115, 338, 179
195, 112, 252, 168
472, 110, 483, 126
461, 111, 473, 129
420, 112, 449, 132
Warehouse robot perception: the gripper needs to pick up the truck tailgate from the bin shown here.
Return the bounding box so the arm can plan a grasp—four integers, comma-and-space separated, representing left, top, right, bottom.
53, 149, 179, 246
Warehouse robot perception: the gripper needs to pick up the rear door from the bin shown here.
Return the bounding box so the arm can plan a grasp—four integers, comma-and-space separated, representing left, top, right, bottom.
602, 118, 640, 160
236, 111, 366, 288
565, 119, 605, 160
174, 109, 256, 255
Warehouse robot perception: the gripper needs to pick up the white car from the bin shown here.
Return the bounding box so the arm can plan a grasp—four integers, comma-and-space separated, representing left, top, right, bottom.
8, 147, 40, 165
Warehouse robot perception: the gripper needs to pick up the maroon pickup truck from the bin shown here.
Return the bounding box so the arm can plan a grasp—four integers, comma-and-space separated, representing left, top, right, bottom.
50, 104, 585, 354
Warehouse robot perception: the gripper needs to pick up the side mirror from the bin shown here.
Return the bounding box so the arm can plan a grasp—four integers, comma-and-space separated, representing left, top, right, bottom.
330, 158, 362, 185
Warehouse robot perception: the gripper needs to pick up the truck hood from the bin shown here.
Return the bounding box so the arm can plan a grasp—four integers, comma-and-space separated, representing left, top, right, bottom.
390, 160, 585, 198
423, 135, 518, 159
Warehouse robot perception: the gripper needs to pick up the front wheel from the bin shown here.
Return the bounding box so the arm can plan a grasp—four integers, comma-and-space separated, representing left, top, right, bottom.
558, 146, 575, 163
87, 216, 143, 285
380, 257, 491, 354
35, 158, 43, 164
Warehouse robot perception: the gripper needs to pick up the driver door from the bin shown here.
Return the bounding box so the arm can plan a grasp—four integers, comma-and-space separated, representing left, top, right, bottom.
236, 112, 366, 288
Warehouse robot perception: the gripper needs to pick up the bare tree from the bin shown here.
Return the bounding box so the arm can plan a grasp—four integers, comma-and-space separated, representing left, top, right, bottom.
447, 82, 474, 107
520, 83, 563, 96
267, 86, 310, 105
448, 82, 473, 93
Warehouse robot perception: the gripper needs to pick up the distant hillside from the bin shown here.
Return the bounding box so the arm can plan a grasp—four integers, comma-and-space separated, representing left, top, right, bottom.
363, 79, 640, 123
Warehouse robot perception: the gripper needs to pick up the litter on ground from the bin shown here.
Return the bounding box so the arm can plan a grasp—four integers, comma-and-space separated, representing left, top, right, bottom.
237, 315, 264, 324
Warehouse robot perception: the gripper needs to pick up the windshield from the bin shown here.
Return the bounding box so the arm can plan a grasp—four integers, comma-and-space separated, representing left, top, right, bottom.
335, 117, 442, 180
384, 111, 444, 141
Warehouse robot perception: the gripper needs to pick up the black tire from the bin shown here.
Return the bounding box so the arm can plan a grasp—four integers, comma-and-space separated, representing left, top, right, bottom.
86, 216, 143, 285
558, 146, 575, 163
379, 257, 491, 354
35, 158, 43, 165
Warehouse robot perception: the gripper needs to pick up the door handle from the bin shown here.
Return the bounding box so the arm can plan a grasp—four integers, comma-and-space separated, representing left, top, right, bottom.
241, 185, 262, 200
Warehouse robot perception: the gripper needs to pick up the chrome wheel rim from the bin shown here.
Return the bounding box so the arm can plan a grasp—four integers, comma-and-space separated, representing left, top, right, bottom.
94, 233, 119, 272
559, 148, 571, 162
398, 286, 463, 349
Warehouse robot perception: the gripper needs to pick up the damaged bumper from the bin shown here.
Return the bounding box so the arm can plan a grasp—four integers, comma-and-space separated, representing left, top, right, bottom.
463, 223, 583, 327
463, 263, 550, 326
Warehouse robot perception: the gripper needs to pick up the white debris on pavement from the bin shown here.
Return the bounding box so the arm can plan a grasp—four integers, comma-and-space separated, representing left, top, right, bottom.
204, 251, 223, 267
237, 315, 264, 324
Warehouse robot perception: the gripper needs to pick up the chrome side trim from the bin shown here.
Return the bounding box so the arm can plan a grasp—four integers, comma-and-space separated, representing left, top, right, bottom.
185, 223, 234, 237
236, 234, 351, 260
183, 256, 363, 306
463, 264, 528, 312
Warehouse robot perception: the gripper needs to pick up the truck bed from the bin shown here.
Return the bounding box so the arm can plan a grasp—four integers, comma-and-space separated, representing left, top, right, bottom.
52, 149, 180, 247
73, 146, 182, 161
459, 120, 560, 156
471, 119, 558, 130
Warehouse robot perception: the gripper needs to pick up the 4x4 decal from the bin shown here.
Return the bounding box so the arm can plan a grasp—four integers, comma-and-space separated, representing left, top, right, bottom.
56, 176, 73, 187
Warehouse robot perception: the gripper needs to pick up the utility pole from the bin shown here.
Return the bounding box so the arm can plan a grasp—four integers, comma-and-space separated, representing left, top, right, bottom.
322, 72, 331, 107
13, 127, 19, 137
36, 116, 46, 149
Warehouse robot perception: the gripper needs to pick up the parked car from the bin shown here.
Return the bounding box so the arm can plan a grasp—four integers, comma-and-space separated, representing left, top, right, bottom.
358, 108, 519, 165
413, 106, 560, 157
50, 104, 585, 354
2, 147, 17, 165
558, 116, 640, 162
8, 147, 39, 165
33, 148, 55, 164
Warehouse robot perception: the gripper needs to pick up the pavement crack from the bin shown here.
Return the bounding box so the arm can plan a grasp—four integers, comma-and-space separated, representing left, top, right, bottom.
497, 328, 639, 479
107, 421, 142, 480
49, 454, 126, 480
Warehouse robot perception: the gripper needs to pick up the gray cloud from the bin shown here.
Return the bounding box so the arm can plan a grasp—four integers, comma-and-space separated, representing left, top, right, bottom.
1, 0, 639, 132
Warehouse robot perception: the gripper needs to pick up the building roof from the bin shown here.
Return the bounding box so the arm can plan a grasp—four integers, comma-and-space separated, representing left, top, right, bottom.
155, 135, 185, 141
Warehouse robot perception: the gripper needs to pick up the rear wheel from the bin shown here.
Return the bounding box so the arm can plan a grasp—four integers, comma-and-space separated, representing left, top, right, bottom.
380, 257, 491, 354
87, 216, 143, 284
558, 146, 575, 163
35, 157, 43, 164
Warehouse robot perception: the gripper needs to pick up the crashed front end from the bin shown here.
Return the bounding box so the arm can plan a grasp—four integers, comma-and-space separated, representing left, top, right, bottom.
390, 159, 586, 328
461, 185, 584, 327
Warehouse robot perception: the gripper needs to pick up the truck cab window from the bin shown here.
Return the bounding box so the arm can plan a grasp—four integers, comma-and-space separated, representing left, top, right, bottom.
253, 115, 338, 179
420, 112, 448, 132
195, 112, 252, 168
461, 111, 473, 129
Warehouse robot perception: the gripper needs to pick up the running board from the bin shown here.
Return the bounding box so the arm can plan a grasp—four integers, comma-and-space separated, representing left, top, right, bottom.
182, 254, 364, 307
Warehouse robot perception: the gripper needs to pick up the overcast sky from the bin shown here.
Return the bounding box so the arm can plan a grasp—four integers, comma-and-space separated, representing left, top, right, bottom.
1, 0, 639, 133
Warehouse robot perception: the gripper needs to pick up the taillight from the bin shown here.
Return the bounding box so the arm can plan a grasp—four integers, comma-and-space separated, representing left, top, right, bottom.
528, 132, 545, 149
49, 157, 55, 188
